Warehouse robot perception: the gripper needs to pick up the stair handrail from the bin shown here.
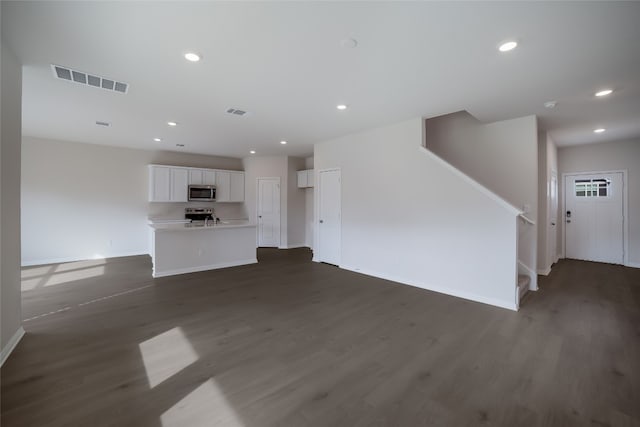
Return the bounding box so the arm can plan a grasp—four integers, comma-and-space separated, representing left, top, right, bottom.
518, 213, 535, 225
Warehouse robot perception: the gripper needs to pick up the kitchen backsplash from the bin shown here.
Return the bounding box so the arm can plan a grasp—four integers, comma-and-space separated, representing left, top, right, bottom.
148, 202, 247, 220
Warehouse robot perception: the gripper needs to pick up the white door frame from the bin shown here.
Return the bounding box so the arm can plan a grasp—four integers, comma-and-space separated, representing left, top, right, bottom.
256, 177, 281, 248
314, 168, 341, 265
549, 169, 558, 268
561, 169, 629, 266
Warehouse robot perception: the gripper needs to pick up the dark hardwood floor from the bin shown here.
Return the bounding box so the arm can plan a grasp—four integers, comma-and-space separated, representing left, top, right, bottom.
2, 249, 639, 427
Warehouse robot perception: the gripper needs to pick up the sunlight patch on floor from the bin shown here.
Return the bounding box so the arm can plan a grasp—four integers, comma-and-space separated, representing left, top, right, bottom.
139, 327, 198, 388
21, 266, 105, 290
21, 265, 56, 279
55, 258, 107, 272
161, 379, 245, 427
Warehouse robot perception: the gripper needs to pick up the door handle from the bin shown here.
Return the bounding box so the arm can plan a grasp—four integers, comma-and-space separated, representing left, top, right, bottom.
258, 215, 262, 218
551, 222, 556, 226
319, 220, 324, 223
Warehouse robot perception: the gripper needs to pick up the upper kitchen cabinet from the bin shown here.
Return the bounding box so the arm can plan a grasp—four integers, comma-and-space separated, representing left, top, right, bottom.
170, 168, 189, 202
188, 169, 203, 185
148, 165, 188, 202
297, 169, 314, 188
215, 171, 231, 202
149, 166, 171, 201
215, 170, 245, 202
203, 170, 216, 185
229, 171, 245, 202
189, 169, 216, 185
150, 165, 243, 203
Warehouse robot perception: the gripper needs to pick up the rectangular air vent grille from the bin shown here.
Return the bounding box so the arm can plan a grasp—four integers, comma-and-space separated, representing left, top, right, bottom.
226, 108, 249, 116
52, 65, 129, 94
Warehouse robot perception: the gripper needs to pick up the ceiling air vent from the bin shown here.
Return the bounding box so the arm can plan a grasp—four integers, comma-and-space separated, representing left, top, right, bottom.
52, 65, 129, 94
95, 121, 111, 127
226, 108, 249, 116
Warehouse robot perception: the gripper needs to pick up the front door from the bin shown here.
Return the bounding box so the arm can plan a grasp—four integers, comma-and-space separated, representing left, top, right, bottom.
318, 169, 341, 266
565, 172, 624, 264
257, 178, 281, 248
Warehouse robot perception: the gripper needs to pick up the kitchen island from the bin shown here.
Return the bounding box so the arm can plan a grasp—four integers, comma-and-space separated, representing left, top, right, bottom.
149, 220, 257, 278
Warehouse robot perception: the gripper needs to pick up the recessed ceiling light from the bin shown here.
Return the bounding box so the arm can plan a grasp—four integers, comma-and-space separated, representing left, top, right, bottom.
595, 89, 613, 97
498, 41, 518, 52
280, 140, 287, 145
250, 150, 256, 154
153, 138, 162, 142
544, 101, 557, 109
167, 121, 177, 127
184, 52, 201, 62
336, 104, 348, 110
593, 128, 606, 133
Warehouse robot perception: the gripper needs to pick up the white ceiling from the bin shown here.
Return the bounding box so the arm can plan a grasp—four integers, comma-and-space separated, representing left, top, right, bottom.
3, 1, 640, 158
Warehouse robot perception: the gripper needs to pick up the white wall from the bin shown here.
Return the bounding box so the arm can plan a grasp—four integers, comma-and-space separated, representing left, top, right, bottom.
287, 156, 306, 248
425, 111, 538, 280
558, 139, 640, 266
315, 118, 519, 310
21, 136, 243, 265
305, 156, 314, 248
537, 132, 558, 274
1, 39, 24, 359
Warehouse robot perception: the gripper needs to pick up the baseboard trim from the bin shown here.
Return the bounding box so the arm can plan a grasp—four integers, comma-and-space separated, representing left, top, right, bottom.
22, 251, 149, 267
153, 259, 258, 278
625, 261, 640, 269
1, 327, 25, 367
537, 267, 552, 276
340, 264, 517, 311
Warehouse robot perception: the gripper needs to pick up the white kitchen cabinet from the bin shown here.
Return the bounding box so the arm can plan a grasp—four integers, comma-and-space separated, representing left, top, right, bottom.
215, 171, 231, 202
149, 166, 189, 202
149, 166, 171, 202
215, 170, 244, 202
203, 170, 216, 185
150, 165, 240, 203
297, 169, 314, 188
170, 168, 189, 202
189, 169, 216, 185
189, 169, 203, 185
229, 172, 245, 202
297, 170, 308, 188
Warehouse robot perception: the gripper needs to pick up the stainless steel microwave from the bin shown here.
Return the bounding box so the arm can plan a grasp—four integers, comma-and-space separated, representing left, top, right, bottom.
188, 185, 216, 202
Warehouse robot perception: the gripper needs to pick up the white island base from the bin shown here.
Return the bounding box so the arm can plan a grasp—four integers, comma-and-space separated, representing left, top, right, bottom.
150, 222, 257, 278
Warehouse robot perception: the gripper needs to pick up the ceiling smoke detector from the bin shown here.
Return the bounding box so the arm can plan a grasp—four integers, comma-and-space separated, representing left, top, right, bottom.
51, 65, 128, 94
544, 101, 557, 109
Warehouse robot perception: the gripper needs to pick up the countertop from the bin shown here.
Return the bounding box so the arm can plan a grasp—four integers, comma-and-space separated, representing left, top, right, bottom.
150, 219, 255, 232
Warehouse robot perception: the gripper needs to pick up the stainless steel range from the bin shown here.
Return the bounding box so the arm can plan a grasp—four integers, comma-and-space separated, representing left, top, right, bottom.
185, 207, 215, 224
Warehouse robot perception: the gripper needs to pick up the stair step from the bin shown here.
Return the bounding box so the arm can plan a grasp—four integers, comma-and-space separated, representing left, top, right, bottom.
518, 274, 530, 288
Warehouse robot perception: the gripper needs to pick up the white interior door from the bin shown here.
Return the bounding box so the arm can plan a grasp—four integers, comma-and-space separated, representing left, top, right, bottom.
565, 172, 623, 264
318, 169, 341, 265
257, 178, 281, 248
548, 170, 558, 265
